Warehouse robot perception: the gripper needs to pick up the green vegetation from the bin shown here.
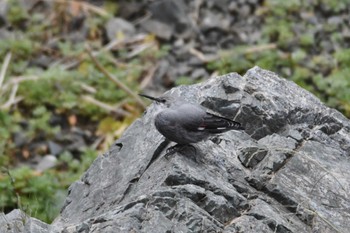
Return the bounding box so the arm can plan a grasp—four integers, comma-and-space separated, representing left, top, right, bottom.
0, 149, 97, 223
0, 0, 157, 223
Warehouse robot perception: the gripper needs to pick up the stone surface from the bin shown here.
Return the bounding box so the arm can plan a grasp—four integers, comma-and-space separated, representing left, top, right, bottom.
105, 17, 136, 42
0, 1, 8, 26
34, 154, 57, 172
47, 67, 350, 232
3, 67, 350, 232
140, 0, 192, 40
0, 209, 49, 233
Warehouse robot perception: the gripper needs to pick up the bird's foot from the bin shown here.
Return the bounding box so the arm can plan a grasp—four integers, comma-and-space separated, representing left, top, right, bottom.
210, 136, 223, 145
165, 144, 197, 158
165, 144, 182, 158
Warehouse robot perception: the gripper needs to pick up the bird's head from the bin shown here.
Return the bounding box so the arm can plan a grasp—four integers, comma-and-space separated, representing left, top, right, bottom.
139, 94, 174, 108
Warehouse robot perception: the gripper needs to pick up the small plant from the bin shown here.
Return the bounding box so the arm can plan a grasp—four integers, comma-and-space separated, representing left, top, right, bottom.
0, 0, 153, 223
0, 148, 98, 223
0, 166, 59, 223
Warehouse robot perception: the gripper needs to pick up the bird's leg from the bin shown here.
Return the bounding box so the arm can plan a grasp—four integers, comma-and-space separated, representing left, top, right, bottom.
165, 144, 197, 158
165, 144, 182, 158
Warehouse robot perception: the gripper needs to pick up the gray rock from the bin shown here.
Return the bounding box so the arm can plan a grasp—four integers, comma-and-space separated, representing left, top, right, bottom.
48, 140, 63, 156
223, 215, 274, 233
0, 209, 49, 233
13, 132, 27, 147
0, 28, 13, 40
48, 67, 350, 233
0, 1, 8, 26
105, 17, 136, 42
141, 0, 193, 40
141, 19, 173, 40
19, 0, 45, 11
4, 67, 350, 232
35, 154, 57, 172
191, 68, 209, 80
200, 11, 231, 32
238, 145, 268, 168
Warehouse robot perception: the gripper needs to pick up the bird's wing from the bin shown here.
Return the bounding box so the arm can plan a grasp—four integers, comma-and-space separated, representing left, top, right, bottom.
196, 112, 244, 133
178, 104, 244, 133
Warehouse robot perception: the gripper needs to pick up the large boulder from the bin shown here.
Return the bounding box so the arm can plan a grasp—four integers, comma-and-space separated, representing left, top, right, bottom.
4, 67, 349, 232
49, 67, 350, 232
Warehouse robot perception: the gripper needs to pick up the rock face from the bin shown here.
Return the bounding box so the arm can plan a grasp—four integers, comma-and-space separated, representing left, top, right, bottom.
0, 209, 49, 233
4, 67, 350, 232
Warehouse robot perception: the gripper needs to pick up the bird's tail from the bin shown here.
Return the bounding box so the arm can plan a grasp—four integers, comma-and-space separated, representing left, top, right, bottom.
200, 113, 244, 133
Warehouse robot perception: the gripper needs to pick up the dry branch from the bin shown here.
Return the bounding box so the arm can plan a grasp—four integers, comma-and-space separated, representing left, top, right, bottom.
140, 63, 158, 90
82, 95, 131, 118
0, 52, 12, 90
1, 75, 39, 92
244, 43, 277, 54
85, 44, 146, 109
51, 0, 109, 17
1, 84, 21, 110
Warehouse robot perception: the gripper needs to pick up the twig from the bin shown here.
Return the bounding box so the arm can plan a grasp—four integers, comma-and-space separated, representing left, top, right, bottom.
103, 34, 150, 53
0, 52, 12, 90
304, 208, 344, 233
102, 39, 124, 52
50, 0, 110, 17
107, 57, 133, 70
53, 34, 149, 71
85, 44, 146, 109
1, 97, 23, 110
80, 83, 97, 94
140, 63, 159, 90
189, 48, 219, 63
243, 43, 277, 54
6, 75, 39, 85
192, 0, 203, 23
6, 169, 22, 211
1, 84, 22, 110
127, 42, 156, 58
299, 150, 347, 193
190, 43, 277, 63
132, 11, 152, 25
82, 95, 131, 117
98, 34, 148, 57
91, 135, 105, 150
0, 75, 39, 92
55, 39, 124, 71
209, 71, 219, 79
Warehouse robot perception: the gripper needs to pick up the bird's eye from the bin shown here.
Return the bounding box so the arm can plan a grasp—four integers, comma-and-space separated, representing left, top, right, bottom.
159, 98, 167, 103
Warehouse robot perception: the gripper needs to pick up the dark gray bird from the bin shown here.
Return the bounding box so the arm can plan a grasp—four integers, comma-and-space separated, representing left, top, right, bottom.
139, 94, 244, 146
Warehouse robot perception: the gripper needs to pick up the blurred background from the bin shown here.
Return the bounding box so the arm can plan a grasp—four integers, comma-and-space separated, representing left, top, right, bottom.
0, 0, 349, 223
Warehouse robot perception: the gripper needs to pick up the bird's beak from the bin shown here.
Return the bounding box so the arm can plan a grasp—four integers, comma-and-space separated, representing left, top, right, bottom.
139, 94, 162, 103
